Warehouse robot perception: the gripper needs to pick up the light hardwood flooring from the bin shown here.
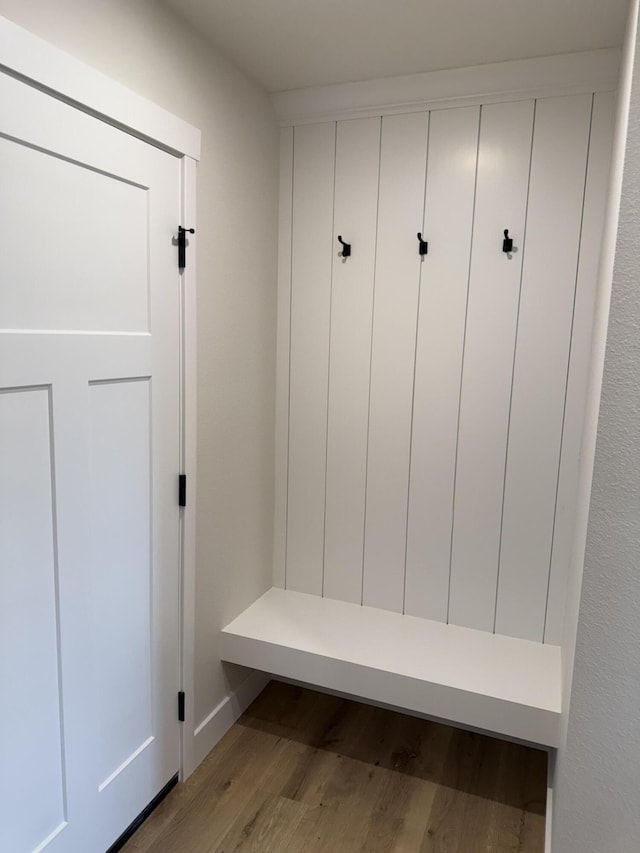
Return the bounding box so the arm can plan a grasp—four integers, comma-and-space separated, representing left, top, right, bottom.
122, 680, 546, 852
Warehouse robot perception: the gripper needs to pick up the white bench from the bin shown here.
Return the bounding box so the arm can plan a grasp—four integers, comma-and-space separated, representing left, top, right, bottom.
221, 587, 562, 746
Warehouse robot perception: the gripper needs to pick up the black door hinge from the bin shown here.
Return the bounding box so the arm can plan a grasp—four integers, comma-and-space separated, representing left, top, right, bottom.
178, 226, 195, 270
178, 691, 185, 722
178, 474, 186, 507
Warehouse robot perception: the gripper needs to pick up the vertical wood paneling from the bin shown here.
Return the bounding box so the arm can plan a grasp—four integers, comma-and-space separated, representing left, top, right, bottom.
324, 118, 381, 603
449, 100, 534, 632
287, 122, 336, 594
405, 106, 480, 622
496, 94, 593, 641
283, 96, 607, 637
273, 127, 293, 589
363, 112, 429, 612
544, 91, 616, 645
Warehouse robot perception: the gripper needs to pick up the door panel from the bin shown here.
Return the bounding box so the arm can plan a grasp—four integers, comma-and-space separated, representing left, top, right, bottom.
89, 378, 153, 786
363, 112, 429, 613
324, 117, 380, 604
0, 71, 181, 853
0, 138, 148, 333
405, 106, 480, 622
0, 387, 66, 853
449, 100, 534, 632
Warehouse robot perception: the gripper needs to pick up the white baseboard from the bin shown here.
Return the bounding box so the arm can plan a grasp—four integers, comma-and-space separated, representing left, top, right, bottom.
191, 670, 271, 771
545, 749, 556, 853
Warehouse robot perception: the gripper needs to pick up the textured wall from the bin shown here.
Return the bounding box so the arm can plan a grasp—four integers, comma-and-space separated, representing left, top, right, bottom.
553, 1, 640, 849
0, 0, 279, 726
559, 0, 637, 718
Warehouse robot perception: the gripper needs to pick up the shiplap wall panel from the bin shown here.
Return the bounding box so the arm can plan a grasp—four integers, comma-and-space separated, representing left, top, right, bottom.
274, 126, 293, 589
544, 91, 616, 645
286, 121, 336, 594
496, 94, 593, 641
363, 112, 429, 612
324, 117, 381, 603
281, 94, 613, 645
404, 106, 480, 622
449, 100, 535, 632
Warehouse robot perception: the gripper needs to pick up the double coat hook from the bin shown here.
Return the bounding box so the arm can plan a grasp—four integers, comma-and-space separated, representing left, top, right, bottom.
417, 232, 428, 256
337, 235, 351, 258
502, 229, 513, 253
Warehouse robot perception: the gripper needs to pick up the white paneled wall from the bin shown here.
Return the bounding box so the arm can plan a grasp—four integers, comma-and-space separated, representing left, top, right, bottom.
279, 94, 612, 644
324, 117, 381, 603
405, 106, 480, 623
286, 122, 335, 594
363, 112, 429, 612
495, 94, 593, 640
449, 99, 535, 633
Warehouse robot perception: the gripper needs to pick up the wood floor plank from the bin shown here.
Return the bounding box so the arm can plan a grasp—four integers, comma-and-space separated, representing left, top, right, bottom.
121, 680, 547, 853
420, 729, 487, 852
359, 715, 455, 852
210, 793, 308, 853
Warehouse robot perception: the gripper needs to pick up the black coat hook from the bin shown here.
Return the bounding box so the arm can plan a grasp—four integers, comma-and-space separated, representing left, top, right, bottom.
417, 232, 428, 256
338, 235, 351, 258
502, 229, 513, 253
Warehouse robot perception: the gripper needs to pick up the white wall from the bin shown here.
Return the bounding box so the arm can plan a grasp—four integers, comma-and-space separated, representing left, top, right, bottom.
553, 0, 640, 849
0, 0, 279, 731
558, 0, 638, 720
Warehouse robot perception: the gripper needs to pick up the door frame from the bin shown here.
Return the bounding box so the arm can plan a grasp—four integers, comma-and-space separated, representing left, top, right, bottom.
0, 15, 201, 780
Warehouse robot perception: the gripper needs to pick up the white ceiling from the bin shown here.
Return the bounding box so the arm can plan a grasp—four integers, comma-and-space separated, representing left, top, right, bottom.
161, 0, 628, 93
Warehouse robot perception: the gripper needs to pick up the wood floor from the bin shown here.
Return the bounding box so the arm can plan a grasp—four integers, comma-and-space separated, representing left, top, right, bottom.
122, 681, 547, 852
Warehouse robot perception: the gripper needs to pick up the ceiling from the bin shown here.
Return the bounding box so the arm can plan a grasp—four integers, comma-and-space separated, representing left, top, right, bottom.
161, 0, 628, 93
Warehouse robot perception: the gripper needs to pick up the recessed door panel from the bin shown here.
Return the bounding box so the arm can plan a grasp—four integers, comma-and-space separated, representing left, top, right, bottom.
0, 137, 148, 333
0, 387, 67, 853
88, 378, 153, 787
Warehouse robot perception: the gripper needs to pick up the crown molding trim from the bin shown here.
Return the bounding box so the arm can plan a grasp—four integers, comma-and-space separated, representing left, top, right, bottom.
273, 48, 621, 126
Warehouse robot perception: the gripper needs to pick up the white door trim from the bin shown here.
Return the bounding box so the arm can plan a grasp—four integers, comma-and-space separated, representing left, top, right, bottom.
179, 156, 199, 779
0, 14, 200, 781
0, 16, 200, 159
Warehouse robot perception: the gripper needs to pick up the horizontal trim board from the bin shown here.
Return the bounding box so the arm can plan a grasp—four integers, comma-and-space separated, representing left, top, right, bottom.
273, 49, 620, 126
221, 588, 562, 746
0, 16, 201, 159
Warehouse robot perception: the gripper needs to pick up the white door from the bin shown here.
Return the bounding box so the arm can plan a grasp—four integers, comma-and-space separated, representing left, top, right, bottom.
0, 71, 182, 853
